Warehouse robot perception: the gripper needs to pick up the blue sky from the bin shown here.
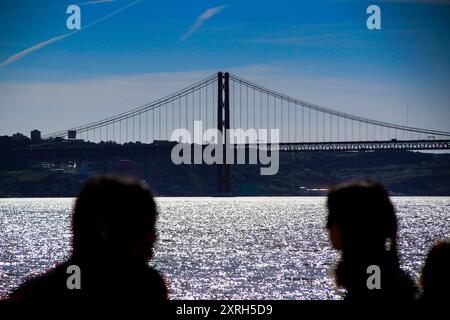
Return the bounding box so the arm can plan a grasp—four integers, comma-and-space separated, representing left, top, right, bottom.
0, 0, 449, 136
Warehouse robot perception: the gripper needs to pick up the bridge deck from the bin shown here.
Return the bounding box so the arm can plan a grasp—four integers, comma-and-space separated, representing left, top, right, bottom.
270, 139, 450, 152
17, 139, 450, 158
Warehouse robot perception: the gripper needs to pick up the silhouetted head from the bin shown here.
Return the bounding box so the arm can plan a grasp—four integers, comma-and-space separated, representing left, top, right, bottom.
72, 176, 158, 263
326, 180, 402, 294
326, 180, 397, 255
420, 239, 450, 299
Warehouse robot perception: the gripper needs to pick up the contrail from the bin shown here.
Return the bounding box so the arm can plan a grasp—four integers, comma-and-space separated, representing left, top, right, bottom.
0, 0, 142, 68
0, 0, 117, 15
82, 0, 142, 29
0, 32, 77, 68
181, 5, 226, 41
81, 0, 116, 5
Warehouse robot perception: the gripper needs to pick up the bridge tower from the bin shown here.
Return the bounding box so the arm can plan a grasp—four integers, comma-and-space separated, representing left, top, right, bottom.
217, 72, 232, 195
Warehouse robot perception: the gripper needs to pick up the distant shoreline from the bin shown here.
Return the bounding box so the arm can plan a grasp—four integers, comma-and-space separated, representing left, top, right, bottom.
1, 195, 450, 199
1, 149, 449, 197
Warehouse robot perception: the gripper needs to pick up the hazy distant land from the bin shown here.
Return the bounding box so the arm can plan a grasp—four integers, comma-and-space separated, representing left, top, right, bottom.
1, 135, 449, 197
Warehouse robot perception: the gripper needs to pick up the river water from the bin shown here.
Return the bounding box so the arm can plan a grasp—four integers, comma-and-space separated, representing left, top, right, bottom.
0, 197, 448, 299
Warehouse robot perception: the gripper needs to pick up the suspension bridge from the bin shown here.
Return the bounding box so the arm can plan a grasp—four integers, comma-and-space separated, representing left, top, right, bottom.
40, 71, 450, 194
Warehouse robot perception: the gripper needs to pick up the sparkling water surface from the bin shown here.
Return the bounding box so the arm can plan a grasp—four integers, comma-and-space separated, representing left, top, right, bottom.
1, 197, 449, 299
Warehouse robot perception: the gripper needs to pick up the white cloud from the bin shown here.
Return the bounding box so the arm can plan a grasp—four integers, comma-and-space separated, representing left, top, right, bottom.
0, 69, 216, 136
1, 65, 448, 137
181, 5, 227, 41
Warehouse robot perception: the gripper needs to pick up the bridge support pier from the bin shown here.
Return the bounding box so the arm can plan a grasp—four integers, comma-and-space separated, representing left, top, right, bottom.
217, 72, 231, 195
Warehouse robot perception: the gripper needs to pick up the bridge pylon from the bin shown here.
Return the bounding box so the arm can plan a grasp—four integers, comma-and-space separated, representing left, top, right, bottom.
217, 72, 231, 195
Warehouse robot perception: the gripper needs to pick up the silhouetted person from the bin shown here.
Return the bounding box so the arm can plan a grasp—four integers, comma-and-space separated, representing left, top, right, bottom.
326, 180, 417, 301
419, 239, 450, 302
9, 176, 168, 304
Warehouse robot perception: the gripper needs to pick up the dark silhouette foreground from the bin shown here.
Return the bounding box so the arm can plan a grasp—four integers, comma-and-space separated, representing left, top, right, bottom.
420, 239, 450, 302
326, 180, 417, 301
9, 176, 168, 304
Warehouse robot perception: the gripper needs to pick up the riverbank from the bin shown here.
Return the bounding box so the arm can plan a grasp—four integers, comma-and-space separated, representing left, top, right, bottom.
1, 150, 449, 197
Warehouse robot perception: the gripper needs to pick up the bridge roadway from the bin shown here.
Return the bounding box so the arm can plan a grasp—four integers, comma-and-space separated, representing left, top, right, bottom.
13, 139, 450, 159
267, 139, 450, 152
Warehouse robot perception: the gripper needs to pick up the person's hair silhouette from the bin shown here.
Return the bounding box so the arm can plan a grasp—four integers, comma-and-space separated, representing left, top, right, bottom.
326, 180, 416, 301
420, 239, 450, 301
9, 176, 168, 304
